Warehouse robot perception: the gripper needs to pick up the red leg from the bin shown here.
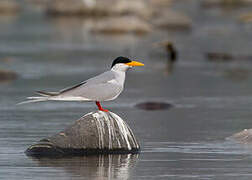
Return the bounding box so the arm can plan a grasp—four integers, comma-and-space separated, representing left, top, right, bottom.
95, 101, 109, 112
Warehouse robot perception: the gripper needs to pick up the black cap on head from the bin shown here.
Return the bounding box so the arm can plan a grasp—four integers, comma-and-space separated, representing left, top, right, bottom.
111, 56, 131, 68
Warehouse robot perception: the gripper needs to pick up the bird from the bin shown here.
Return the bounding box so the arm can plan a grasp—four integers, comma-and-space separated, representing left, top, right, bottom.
18, 56, 144, 112
165, 42, 177, 63
153, 41, 177, 74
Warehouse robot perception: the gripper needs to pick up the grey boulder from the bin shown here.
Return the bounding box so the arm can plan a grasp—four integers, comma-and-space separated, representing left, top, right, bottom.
228, 129, 252, 144
25, 111, 140, 156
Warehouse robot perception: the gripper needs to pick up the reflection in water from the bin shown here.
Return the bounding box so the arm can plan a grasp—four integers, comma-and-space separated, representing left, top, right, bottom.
165, 60, 175, 75
30, 154, 139, 179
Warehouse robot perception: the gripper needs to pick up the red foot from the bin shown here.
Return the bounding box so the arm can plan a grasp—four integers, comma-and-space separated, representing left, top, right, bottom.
95, 101, 109, 112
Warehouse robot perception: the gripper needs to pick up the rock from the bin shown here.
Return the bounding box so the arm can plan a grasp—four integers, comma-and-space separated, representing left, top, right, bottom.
90, 16, 152, 35
0, 69, 18, 82
25, 0, 50, 11
201, 0, 252, 8
0, 0, 20, 15
149, 0, 173, 8
25, 111, 140, 157
46, 0, 96, 16
206, 52, 252, 61
135, 102, 173, 110
152, 10, 192, 30
46, 0, 152, 19
206, 52, 233, 61
228, 129, 252, 144
239, 13, 252, 23
25, 0, 50, 5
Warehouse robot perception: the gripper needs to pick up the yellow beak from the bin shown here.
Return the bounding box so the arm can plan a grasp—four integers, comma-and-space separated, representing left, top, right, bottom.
126, 61, 144, 66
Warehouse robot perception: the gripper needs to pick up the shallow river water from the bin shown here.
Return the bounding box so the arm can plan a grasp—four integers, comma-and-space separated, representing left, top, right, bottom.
1, 1, 252, 179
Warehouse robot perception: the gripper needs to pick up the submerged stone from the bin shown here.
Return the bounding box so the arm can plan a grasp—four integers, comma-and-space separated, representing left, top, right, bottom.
0, 69, 17, 82
135, 102, 173, 111
25, 111, 140, 157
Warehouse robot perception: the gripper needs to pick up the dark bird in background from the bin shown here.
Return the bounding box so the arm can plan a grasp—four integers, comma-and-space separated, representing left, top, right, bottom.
165, 42, 177, 63
153, 41, 178, 74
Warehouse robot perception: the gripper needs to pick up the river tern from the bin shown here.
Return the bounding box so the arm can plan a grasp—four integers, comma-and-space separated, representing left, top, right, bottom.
19, 56, 144, 112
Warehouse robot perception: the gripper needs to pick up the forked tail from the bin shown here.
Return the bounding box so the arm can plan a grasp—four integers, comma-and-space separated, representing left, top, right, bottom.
17, 91, 58, 105
17, 97, 49, 105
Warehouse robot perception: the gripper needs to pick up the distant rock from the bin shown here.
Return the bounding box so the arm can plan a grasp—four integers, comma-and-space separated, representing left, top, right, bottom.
25, 111, 140, 157
201, 0, 252, 8
0, 0, 20, 15
228, 129, 252, 144
239, 13, 252, 23
206, 52, 233, 61
90, 16, 152, 35
25, 0, 49, 5
152, 10, 192, 30
206, 52, 252, 61
46, 0, 152, 19
149, 0, 173, 8
25, 0, 50, 10
0, 69, 18, 82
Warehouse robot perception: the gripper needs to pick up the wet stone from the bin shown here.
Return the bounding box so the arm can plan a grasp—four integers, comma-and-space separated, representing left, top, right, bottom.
0, 69, 18, 82
25, 111, 140, 157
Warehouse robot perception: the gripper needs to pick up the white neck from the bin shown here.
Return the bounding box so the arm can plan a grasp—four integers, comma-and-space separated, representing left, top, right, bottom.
110, 63, 129, 86
111, 63, 130, 72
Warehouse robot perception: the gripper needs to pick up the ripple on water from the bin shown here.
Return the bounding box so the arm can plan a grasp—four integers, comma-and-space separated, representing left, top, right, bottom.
143, 141, 252, 155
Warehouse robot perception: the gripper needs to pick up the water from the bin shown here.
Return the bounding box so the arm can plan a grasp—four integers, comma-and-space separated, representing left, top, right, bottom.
1, 0, 252, 179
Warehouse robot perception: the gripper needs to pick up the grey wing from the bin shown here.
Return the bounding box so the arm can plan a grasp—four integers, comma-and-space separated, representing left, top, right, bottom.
83, 71, 116, 84
58, 71, 116, 96
60, 81, 87, 94
68, 82, 122, 101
